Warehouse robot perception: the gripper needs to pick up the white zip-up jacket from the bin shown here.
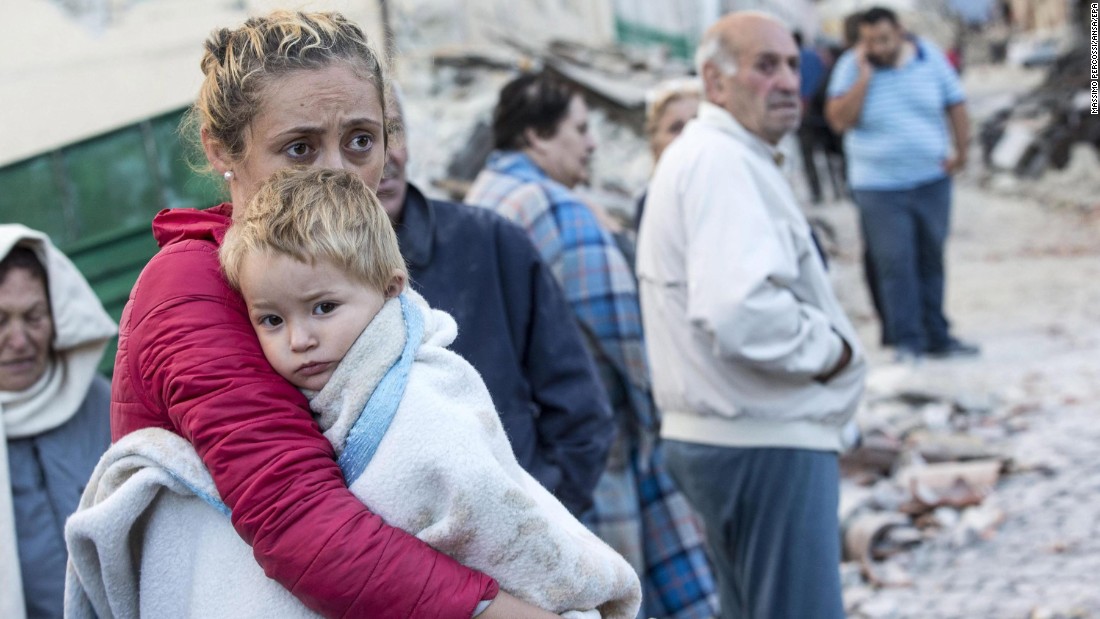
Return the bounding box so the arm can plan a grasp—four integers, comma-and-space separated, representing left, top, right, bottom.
636, 102, 866, 452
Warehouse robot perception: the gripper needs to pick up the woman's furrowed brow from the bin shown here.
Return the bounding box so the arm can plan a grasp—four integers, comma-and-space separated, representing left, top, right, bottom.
342, 117, 383, 130
272, 118, 381, 139
273, 125, 324, 139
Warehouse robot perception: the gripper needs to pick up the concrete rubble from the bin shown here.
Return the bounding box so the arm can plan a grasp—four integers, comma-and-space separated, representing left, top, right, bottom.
396, 32, 679, 225
838, 382, 1013, 594
978, 9, 1100, 212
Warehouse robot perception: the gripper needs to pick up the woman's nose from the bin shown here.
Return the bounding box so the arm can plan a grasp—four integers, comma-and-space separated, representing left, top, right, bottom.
315, 150, 338, 171
3, 325, 32, 352
317, 148, 356, 173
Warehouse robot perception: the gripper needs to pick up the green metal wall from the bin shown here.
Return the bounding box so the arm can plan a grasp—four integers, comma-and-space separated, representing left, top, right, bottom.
614, 16, 695, 60
0, 107, 225, 372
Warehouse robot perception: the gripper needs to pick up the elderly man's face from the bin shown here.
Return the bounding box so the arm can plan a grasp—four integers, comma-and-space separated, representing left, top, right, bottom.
706, 21, 801, 145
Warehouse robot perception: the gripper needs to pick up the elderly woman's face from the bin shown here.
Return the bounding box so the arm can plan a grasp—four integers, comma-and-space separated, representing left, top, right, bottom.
0, 268, 53, 392
650, 95, 699, 162
224, 64, 387, 207
530, 95, 596, 189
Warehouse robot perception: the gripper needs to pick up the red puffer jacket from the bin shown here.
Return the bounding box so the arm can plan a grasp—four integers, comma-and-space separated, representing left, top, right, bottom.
111, 204, 498, 618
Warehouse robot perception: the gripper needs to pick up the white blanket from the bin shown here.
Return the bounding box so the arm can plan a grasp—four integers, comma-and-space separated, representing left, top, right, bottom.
65, 292, 641, 619
64, 428, 315, 619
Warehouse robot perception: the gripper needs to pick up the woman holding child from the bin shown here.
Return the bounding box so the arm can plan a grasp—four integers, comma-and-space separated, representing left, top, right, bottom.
72, 11, 577, 619
467, 72, 718, 619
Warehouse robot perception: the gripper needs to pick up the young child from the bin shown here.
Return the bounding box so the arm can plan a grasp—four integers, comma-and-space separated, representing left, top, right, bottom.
218, 167, 641, 619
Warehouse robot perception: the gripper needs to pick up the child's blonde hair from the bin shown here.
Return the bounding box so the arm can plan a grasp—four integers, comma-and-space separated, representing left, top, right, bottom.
220, 167, 407, 292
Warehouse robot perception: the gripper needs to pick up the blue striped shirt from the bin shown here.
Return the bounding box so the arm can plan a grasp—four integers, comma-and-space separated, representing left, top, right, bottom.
827, 37, 965, 190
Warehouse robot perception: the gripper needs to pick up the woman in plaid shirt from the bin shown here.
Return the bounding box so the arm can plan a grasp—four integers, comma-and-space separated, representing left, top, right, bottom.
466, 71, 719, 619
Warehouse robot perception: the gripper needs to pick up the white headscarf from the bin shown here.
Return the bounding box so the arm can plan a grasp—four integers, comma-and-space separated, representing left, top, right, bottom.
0, 224, 117, 619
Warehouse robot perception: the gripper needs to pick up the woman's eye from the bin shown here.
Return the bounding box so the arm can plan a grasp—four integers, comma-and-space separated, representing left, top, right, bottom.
314, 302, 337, 315
348, 134, 374, 152
258, 315, 283, 328
285, 142, 312, 158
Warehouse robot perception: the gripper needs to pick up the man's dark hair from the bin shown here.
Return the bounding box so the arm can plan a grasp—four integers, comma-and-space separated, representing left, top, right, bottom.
491, 71, 579, 151
843, 11, 864, 47
859, 7, 899, 27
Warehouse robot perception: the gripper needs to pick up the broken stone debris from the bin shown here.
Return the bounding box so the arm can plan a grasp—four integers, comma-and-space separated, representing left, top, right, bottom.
839, 385, 1029, 592
980, 41, 1100, 186
417, 34, 681, 211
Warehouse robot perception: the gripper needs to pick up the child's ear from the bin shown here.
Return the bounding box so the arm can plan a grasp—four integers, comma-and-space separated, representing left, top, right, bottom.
384, 271, 407, 298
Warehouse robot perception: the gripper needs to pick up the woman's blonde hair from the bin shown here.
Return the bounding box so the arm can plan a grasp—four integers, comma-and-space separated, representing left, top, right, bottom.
220, 167, 407, 293
185, 10, 387, 164
644, 78, 703, 138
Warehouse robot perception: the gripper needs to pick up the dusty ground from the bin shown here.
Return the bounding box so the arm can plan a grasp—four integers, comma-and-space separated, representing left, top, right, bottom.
812, 64, 1100, 619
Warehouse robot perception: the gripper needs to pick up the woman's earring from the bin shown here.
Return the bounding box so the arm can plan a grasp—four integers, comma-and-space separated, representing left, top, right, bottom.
224, 170, 234, 181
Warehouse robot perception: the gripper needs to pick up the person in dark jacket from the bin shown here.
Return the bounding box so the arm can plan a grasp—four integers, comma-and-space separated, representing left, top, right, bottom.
1, 224, 117, 619
377, 85, 614, 516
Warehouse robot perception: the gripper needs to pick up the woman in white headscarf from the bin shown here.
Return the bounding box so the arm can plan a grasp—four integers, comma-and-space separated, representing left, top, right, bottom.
0, 224, 117, 619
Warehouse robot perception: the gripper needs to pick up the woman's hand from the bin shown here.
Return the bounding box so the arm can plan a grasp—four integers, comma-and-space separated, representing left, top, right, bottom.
479, 591, 563, 619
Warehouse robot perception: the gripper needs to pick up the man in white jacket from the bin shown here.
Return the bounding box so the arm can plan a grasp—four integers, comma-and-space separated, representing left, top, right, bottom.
636, 11, 867, 619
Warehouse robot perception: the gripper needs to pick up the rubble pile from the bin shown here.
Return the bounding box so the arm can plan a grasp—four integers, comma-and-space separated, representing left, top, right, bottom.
839, 379, 1028, 612
396, 36, 680, 224
836, 357, 1100, 617
979, 46, 1100, 209
830, 305, 1100, 618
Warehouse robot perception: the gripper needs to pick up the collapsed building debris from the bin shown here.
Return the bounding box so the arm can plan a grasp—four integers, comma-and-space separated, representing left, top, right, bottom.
426, 34, 687, 211
980, 40, 1100, 180
838, 384, 1023, 597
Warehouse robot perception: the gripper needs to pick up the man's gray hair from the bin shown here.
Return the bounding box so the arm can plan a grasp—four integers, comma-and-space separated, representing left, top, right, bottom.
694, 32, 737, 76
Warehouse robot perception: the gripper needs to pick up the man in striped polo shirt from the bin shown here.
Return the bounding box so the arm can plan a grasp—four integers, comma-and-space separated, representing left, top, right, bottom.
826, 6, 979, 361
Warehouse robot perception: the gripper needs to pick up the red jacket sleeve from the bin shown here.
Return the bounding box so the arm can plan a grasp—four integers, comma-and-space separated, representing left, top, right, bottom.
123, 240, 498, 618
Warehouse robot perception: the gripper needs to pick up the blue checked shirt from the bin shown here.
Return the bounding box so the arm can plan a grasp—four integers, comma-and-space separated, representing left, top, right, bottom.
466, 152, 657, 442
468, 152, 719, 619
